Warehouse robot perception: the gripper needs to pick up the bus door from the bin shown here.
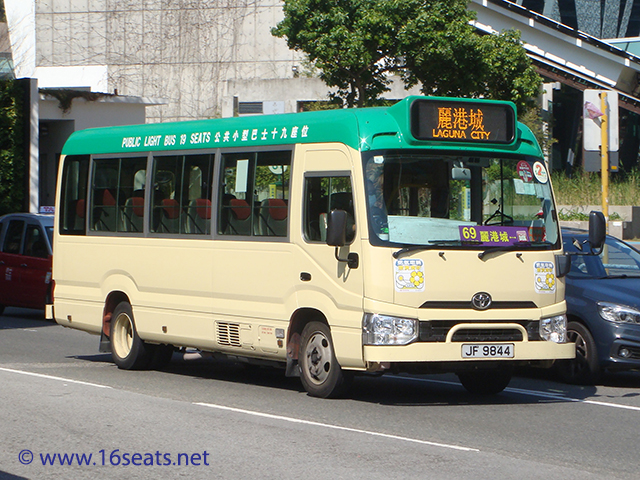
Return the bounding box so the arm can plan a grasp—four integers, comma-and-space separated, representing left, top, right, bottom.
294, 146, 364, 368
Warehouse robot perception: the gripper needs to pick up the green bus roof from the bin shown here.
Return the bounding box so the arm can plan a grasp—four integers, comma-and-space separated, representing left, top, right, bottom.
61, 96, 542, 158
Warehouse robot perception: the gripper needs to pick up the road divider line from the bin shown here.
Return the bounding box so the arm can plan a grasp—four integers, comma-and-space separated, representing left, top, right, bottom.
0, 366, 112, 389
394, 376, 640, 412
194, 401, 479, 452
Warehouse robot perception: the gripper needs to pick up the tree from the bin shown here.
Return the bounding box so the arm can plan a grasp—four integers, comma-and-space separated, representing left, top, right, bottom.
272, 0, 401, 107
0, 79, 26, 215
273, 0, 541, 111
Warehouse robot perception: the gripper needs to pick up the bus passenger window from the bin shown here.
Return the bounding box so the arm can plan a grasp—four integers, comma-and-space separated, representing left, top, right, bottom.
151, 154, 213, 235
89, 157, 147, 233
304, 176, 355, 243
217, 151, 290, 237
59, 155, 89, 235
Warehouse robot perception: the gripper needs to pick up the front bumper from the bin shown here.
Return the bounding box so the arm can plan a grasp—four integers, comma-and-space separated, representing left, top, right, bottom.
364, 340, 575, 363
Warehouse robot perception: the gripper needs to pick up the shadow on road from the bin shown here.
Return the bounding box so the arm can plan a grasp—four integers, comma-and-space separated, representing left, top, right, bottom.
72, 348, 581, 406
0, 308, 53, 330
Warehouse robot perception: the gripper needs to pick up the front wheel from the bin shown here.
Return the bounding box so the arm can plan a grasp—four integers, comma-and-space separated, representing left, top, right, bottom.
457, 367, 513, 395
555, 321, 600, 385
110, 301, 154, 370
299, 321, 352, 398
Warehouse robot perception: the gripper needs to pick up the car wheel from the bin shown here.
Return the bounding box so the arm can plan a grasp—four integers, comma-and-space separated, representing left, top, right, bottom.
0, 305, 5, 316
299, 321, 352, 398
457, 367, 513, 395
110, 301, 154, 370
555, 321, 600, 385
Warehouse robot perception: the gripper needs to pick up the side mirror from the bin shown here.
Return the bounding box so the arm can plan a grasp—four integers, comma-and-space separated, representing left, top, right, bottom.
326, 209, 359, 269
451, 167, 471, 181
326, 209, 347, 247
588, 210, 606, 252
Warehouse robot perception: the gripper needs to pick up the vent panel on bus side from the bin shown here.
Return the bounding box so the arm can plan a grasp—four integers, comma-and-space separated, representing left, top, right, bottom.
216, 322, 242, 347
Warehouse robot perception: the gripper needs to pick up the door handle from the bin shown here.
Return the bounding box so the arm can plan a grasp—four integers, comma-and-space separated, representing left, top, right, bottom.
20, 264, 28, 267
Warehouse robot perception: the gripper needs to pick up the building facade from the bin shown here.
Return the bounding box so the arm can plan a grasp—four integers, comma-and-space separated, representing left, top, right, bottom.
4, 1, 320, 123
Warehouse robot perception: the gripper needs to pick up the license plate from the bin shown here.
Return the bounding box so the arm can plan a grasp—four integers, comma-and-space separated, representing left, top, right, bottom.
461, 344, 514, 358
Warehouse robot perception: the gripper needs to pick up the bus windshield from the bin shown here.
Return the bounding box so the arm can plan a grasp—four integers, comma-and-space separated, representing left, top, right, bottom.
363, 151, 559, 250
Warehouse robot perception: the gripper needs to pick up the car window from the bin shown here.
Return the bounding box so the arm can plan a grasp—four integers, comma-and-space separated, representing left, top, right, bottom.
45, 226, 54, 247
24, 225, 50, 258
564, 234, 640, 278
2, 220, 25, 254
601, 238, 640, 276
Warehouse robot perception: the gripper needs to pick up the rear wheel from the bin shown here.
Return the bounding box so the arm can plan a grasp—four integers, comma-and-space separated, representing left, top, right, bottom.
110, 301, 154, 370
0, 305, 5, 316
299, 321, 352, 398
555, 321, 600, 385
457, 367, 513, 395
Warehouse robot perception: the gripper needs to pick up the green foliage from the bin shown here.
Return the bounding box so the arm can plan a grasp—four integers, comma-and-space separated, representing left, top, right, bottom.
272, 0, 398, 107
273, 0, 542, 111
551, 169, 640, 206
558, 210, 622, 221
0, 79, 27, 215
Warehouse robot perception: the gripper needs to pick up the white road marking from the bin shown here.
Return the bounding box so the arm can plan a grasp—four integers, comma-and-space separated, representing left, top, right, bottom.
397, 376, 640, 412
194, 401, 479, 452
0, 366, 112, 389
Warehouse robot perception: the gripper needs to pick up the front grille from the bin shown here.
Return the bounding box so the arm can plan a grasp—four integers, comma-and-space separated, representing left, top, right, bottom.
419, 320, 540, 342
451, 328, 522, 342
420, 301, 538, 309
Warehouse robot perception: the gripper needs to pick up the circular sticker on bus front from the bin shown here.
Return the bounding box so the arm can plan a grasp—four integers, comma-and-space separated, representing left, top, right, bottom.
533, 161, 548, 184
517, 161, 533, 183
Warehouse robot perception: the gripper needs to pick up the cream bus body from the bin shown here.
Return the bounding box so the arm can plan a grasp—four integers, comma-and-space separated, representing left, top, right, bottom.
50, 97, 574, 397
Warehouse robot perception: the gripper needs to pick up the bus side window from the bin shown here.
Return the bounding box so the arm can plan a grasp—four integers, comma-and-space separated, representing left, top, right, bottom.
90, 162, 118, 232
151, 154, 213, 235
89, 157, 147, 233
183, 154, 213, 235
59, 155, 89, 235
217, 151, 291, 237
304, 176, 355, 243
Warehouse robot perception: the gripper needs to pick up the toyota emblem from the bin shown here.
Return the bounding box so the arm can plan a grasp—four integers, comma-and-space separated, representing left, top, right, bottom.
471, 292, 492, 310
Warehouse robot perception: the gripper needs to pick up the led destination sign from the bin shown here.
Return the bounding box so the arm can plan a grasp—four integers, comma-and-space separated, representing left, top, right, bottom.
410, 99, 516, 144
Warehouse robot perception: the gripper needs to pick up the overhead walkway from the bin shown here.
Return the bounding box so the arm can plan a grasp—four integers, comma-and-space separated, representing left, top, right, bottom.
470, 0, 640, 114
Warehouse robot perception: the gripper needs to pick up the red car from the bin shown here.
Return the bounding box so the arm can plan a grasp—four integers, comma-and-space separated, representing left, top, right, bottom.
0, 213, 54, 314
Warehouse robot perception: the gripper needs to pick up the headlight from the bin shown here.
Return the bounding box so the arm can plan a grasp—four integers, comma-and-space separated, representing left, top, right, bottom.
598, 302, 640, 324
540, 315, 567, 343
363, 313, 418, 346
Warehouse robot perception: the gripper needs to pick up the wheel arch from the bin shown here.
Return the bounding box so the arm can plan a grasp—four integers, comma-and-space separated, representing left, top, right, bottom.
102, 291, 131, 337
287, 308, 328, 361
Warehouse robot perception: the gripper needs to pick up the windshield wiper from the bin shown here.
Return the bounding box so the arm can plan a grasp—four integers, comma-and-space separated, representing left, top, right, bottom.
477, 242, 533, 260
392, 240, 482, 259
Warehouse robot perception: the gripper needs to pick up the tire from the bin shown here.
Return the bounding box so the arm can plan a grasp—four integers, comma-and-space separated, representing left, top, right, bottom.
109, 301, 154, 370
299, 321, 352, 398
457, 367, 513, 395
555, 321, 600, 385
0, 305, 5, 316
